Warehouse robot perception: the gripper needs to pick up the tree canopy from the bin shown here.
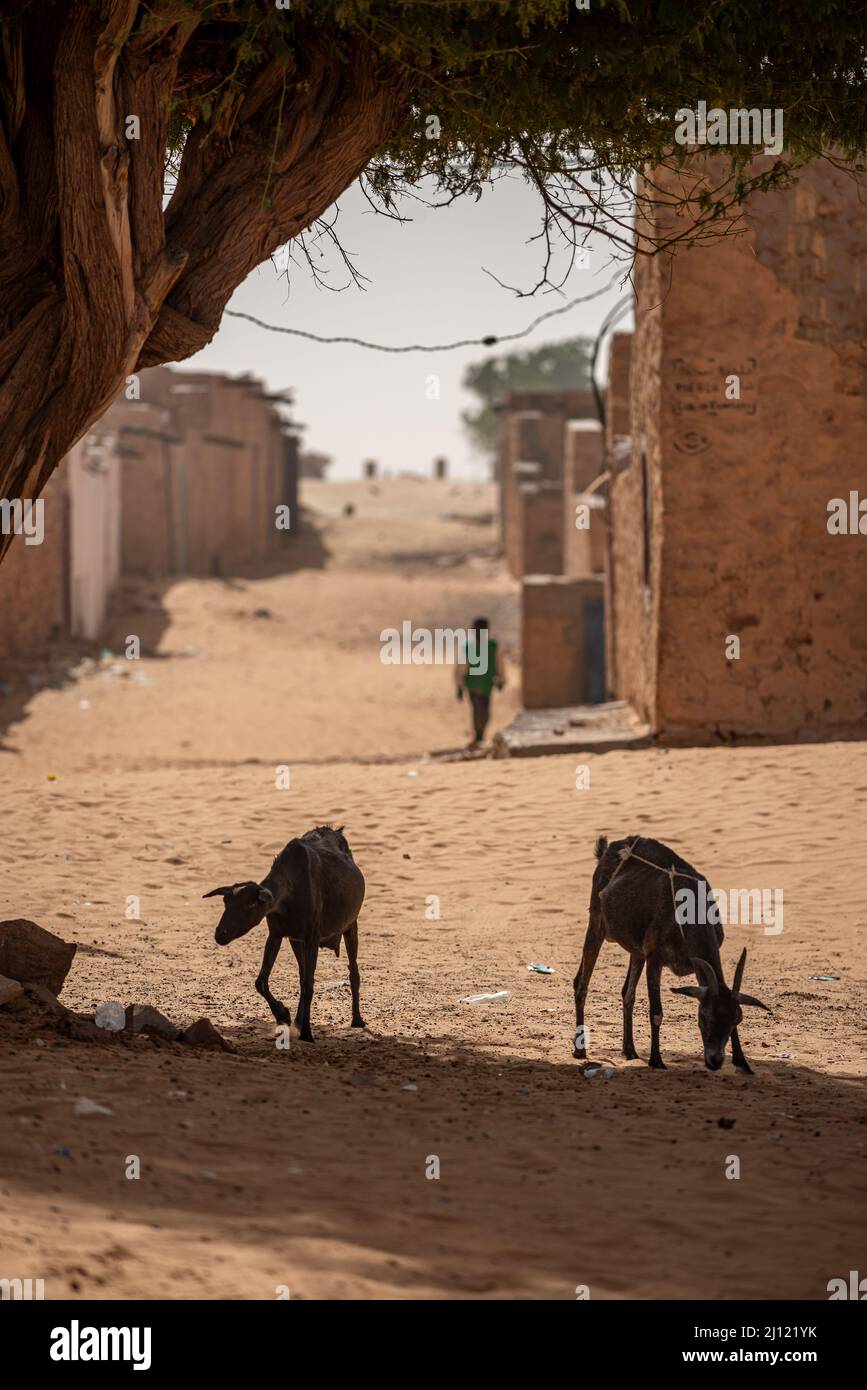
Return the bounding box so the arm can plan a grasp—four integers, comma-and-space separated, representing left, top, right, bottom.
462, 337, 594, 456
1, 0, 866, 547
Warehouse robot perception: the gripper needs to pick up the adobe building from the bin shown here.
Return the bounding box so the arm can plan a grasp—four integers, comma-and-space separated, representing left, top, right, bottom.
608, 157, 867, 741
498, 389, 596, 578
494, 388, 607, 708
562, 419, 605, 580
0, 367, 302, 668
112, 366, 299, 577
0, 473, 67, 663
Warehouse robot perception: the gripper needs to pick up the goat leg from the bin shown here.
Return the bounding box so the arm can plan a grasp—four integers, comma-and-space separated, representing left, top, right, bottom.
289, 939, 305, 1026
297, 939, 319, 1043
622, 952, 644, 1060
646, 956, 666, 1068
345, 921, 365, 1027
255, 931, 292, 1025
730, 1026, 753, 1074
572, 910, 604, 1059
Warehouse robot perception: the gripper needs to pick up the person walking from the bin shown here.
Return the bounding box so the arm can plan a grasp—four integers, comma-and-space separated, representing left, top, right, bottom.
455, 616, 504, 748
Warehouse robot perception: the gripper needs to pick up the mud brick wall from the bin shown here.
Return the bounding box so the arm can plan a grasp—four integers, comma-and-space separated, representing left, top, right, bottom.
564, 419, 604, 492
522, 575, 604, 708
609, 240, 663, 728
521, 481, 564, 575
119, 368, 287, 576
607, 333, 633, 439
615, 158, 867, 739
500, 391, 597, 578
565, 494, 607, 578
603, 332, 633, 700
114, 402, 179, 576
502, 411, 544, 577
0, 473, 66, 663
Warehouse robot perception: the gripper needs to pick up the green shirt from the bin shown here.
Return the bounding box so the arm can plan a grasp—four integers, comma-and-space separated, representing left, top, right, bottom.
464, 637, 498, 696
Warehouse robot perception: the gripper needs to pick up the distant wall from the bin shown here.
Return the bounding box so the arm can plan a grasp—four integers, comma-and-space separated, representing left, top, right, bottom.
0, 474, 66, 664
565, 493, 606, 578
522, 575, 605, 708
499, 390, 596, 579
66, 435, 122, 641
521, 481, 563, 575
118, 368, 293, 577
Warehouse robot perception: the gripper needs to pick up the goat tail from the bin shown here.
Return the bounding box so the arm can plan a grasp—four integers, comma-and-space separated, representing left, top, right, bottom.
594, 834, 608, 861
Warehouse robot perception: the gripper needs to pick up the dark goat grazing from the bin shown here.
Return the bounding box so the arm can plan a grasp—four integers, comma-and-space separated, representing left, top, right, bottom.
573, 835, 770, 1072
204, 825, 365, 1042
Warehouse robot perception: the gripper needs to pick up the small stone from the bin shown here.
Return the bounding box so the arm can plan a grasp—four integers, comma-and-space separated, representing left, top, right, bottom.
0, 919, 77, 996
717, 1117, 736, 1130
0, 973, 23, 1007
180, 1017, 232, 1051
125, 1003, 181, 1041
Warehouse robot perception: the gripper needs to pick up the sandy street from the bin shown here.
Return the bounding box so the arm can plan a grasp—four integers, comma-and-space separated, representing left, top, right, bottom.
0, 479, 865, 1300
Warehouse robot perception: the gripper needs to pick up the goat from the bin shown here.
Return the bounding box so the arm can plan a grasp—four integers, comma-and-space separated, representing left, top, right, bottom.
203, 825, 365, 1043
572, 835, 770, 1072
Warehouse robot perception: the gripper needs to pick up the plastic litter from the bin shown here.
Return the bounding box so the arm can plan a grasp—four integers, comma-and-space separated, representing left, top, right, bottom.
74, 1097, 113, 1116
94, 1001, 126, 1032
527, 963, 555, 974
460, 991, 511, 1004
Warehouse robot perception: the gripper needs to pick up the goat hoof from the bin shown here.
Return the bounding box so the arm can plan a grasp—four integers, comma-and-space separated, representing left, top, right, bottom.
351, 1017, 366, 1028
572, 1047, 586, 1061
734, 1060, 753, 1075
649, 1058, 667, 1070
623, 1047, 639, 1061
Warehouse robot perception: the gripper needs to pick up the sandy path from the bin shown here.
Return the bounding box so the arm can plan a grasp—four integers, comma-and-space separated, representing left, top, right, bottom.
0, 482, 865, 1300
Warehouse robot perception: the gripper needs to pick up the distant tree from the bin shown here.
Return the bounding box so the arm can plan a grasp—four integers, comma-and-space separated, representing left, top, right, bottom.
298, 450, 333, 479
462, 338, 593, 456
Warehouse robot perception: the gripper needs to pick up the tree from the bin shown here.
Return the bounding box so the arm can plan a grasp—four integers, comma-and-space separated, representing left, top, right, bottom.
299, 450, 333, 479
462, 337, 593, 456
1, 0, 865, 562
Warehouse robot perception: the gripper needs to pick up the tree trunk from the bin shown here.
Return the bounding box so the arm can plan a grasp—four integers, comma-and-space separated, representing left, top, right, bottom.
0, 3, 411, 564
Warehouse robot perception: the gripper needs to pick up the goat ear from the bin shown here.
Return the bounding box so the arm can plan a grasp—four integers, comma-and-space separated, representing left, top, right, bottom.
732, 946, 748, 996
690, 957, 720, 996
203, 886, 232, 899
258, 886, 274, 905
671, 985, 707, 1000
736, 992, 772, 1012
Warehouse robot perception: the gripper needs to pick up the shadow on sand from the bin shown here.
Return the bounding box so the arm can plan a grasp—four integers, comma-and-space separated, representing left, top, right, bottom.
0, 508, 330, 752
1, 1010, 864, 1300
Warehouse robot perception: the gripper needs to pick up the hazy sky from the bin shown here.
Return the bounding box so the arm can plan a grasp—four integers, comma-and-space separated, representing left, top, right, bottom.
189, 174, 634, 479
